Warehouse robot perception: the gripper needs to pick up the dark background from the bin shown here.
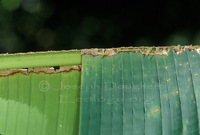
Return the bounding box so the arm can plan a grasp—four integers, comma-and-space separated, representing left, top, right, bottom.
1, 0, 200, 53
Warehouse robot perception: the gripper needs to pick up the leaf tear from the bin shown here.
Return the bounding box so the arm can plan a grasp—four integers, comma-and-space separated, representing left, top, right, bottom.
81, 45, 200, 56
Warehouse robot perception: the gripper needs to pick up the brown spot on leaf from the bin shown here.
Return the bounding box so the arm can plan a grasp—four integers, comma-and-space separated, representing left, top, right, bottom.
184, 126, 187, 131
164, 78, 170, 82
152, 108, 160, 114
195, 74, 199, 76
188, 78, 191, 82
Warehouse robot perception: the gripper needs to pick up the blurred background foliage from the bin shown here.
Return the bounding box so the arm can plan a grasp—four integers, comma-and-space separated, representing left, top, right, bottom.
0, 0, 200, 53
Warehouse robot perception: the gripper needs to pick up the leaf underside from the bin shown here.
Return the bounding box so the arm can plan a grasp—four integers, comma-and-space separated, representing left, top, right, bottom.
0, 70, 81, 135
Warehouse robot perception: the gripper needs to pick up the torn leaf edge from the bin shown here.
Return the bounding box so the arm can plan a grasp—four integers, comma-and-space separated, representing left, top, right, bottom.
81, 45, 200, 56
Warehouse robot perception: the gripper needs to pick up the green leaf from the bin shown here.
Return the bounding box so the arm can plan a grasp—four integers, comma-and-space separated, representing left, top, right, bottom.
80, 49, 200, 135
2, 47, 200, 135
0, 70, 81, 135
